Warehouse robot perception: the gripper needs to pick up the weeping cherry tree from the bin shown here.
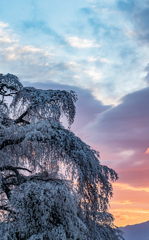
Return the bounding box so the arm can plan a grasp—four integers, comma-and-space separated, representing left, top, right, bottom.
0, 73, 124, 240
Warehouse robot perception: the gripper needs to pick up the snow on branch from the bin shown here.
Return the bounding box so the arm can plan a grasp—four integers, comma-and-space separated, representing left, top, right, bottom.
0, 73, 23, 92
11, 87, 77, 127
0, 73, 124, 240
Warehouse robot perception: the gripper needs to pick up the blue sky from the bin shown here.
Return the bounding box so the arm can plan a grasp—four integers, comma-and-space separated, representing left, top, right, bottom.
0, 0, 149, 105
0, 0, 149, 227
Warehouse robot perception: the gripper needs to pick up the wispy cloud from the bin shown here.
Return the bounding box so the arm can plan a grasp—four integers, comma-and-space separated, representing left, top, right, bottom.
111, 209, 149, 214
84, 87, 149, 151
87, 56, 111, 63
67, 36, 100, 48
111, 200, 133, 205
84, 67, 103, 82
0, 21, 18, 44
113, 183, 149, 193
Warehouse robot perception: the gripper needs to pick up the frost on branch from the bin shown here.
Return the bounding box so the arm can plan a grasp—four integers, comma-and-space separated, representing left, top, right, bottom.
0, 73, 23, 92
11, 86, 77, 126
0, 74, 124, 240
3, 176, 88, 240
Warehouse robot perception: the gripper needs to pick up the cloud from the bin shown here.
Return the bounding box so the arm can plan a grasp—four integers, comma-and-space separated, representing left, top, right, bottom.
87, 56, 111, 63
0, 21, 108, 96
84, 87, 149, 151
0, 16, 147, 109
0, 21, 118, 103
67, 36, 100, 48
0, 22, 84, 85
111, 200, 133, 205
110, 183, 149, 226
0, 41, 54, 67
19, 45, 45, 54
84, 67, 103, 82
0, 22, 8, 28
113, 183, 149, 193
115, 214, 136, 221
21, 72, 147, 196
0, 21, 18, 45
81, 87, 149, 189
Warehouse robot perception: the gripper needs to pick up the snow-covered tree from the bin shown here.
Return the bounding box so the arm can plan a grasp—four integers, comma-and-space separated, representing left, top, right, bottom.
0, 73, 124, 240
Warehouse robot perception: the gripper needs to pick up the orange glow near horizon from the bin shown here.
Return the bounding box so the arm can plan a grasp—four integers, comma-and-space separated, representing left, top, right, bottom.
110, 183, 149, 227
93, 145, 149, 228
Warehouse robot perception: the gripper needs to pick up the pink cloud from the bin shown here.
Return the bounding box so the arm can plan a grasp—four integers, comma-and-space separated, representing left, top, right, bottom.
78, 87, 149, 191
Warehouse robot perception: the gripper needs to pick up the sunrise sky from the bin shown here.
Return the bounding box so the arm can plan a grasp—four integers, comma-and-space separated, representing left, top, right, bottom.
0, 0, 149, 227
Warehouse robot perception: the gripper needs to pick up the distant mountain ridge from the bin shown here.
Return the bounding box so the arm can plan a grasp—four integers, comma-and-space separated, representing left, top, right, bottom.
119, 221, 149, 240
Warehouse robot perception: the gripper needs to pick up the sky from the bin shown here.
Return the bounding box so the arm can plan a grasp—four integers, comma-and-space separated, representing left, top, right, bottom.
0, 0, 149, 227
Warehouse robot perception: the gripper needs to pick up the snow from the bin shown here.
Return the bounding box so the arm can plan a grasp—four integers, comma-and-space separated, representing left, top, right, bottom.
0, 73, 124, 240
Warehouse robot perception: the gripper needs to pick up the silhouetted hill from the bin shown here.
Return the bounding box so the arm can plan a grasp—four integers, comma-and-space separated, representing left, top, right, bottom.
119, 221, 149, 240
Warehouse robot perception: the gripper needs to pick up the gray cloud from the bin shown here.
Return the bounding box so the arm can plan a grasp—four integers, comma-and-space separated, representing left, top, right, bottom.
82, 87, 149, 186
84, 87, 149, 151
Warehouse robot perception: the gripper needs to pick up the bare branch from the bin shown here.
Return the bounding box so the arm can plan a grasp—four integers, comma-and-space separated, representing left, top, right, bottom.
0, 136, 25, 150
0, 166, 21, 185
14, 107, 32, 125
15, 167, 32, 173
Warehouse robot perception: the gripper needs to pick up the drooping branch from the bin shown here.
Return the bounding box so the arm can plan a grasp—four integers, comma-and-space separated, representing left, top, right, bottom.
0, 166, 21, 186
11, 87, 77, 126
0, 166, 32, 184
15, 167, 32, 173
0, 166, 32, 199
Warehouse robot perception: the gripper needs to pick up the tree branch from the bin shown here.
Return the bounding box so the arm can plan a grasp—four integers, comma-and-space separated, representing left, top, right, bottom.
0, 137, 25, 150
0, 166, 21, 185
14, 111, 30, 125
0, 165, 32, 180
15, 167, 32, 173
0, 166, 32, 199
14, 105, 35, 125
